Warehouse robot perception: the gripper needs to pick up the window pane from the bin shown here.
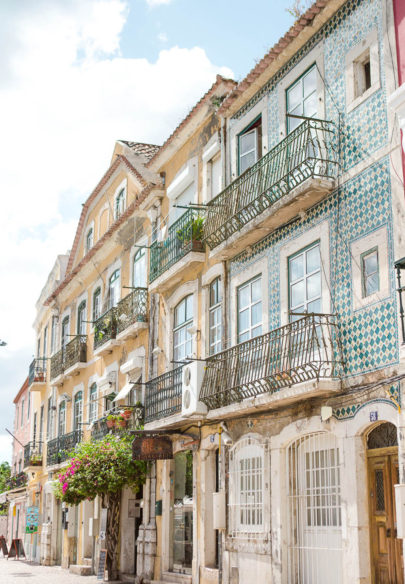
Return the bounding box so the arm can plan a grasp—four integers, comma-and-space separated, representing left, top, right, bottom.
366, 272, 379, 296
304, 92, 317, 117
251, 303, 262, 327
238, 284, 250, 310
240, 129, 256, 155
290, 254, 304, 282
291, 280, 305, 307
186, 295, 193, 321
364, 252, 378, 275
307, 298, 321, 313
238, 308, 249, 334
306, 246, 320, 273
287, 80, 302, 111
303, 67, 317, 96
306, 272, 321, 300
240, 151, 256, 174
251, 278, 261, 302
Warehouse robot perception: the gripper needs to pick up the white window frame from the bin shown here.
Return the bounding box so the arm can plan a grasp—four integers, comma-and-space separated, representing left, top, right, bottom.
208, 277, 222, 355
58, 401, 66, 436
86, 226, 94, 253
237, 275, 263, 343
166, 282, 198, 367
288, 241, 322, 316
173, 295, 194, 363
73, 390, 83, 431
133, 247, 147, 288
108, 269, 121, 309
202, 133, 221, 203
77, 300, 87, 335
345, 29, 380, 113
286, 65, 318, 134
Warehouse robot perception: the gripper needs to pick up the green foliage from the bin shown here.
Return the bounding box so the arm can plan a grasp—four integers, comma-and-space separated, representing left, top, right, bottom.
176, 215, 205, 244
0, 462, 11, 493
53, 434, 147, 506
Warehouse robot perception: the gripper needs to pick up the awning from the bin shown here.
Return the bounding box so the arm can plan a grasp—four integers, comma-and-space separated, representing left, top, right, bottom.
113, 383, 133, 402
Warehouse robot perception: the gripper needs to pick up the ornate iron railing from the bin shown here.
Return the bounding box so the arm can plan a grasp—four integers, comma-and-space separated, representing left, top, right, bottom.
91, 405, 144, 440
91, 417, 110, 441
5, 472, 27, 490
28, 357, 47, 385
116, 288, 148, 335
46, 430, 82, 466
203, 118, 338, 249
94, 307, 117, 350
64, 335, 87, 370
145, 367, 183, 423
149, 208, 205, 283
200, 314, 343, 410
24, 441, 43, 467
50, 347, 64, 380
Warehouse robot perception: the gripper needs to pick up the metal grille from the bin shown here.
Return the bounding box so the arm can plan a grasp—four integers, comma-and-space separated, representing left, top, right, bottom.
145, 366, 183, 423
46, 430, 82, 466
94, 306, 117, 349
200, 314, 343, 410
64, 335, 87, 370
375, 470, 385, 512
203, 118, 338, 250
50, 348, 64, 380
23, 441, 43, 467
149, 208, 205, 283
287, 433, 342, 584
116, 288, 148, 335
28, 358, 47, 385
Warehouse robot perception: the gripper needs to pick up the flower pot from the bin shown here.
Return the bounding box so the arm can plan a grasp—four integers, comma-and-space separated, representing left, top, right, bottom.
106, 419, 115, 429
118, 419, 127, 428
121, 410, 131, 420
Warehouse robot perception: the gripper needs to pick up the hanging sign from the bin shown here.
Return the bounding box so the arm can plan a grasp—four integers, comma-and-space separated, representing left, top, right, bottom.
26, 506, 39, 534
132, 434, 173, 460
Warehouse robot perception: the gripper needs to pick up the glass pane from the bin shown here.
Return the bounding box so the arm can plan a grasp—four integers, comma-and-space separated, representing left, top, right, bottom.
306, 272, 321, 300
251, 278, 262, 303
290, 254, 304, 282
175, 300, 186, 327
307, 298, 321, 313
306, 245, 320, 273
238, 284, 250, 310
287, 79, 302, 111
364, 251, 378, 276
303, 67, 317, 97
251, 325, 262, 338
291, 280, 305, 308
238, 309, 249, 334
240, 129, 256, 155
172, 451, 193, 572
238, 331, 249, 343
240, 150, 256, 174
304, 92, 317, 118
366, 273, 379, 296
251, 303, 262, 327
186, 295, 193, 321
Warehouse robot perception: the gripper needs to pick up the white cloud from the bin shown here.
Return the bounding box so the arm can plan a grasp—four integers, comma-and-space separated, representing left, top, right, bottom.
0, 435, 12, 466
146, 0, 173, 6
0, 0, 233, 456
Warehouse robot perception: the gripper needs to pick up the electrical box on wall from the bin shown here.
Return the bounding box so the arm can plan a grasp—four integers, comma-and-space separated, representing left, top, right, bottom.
395, 484, 405, 538
213, 491, 226, 530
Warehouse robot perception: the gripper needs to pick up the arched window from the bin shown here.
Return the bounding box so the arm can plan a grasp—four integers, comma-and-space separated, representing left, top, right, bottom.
229, 437, 264, 536
115, 188, 125, 220
77, 301, 87, 335
61, 316, 70, 349
89, 383, 98, 423
58, 401, 66, 436
93, 287, 101, 321
108, 270, 120, 309
133, 248, 146, 288
173, 295, 193, 362
86, 227, 93, 253
74, 391, 83, 431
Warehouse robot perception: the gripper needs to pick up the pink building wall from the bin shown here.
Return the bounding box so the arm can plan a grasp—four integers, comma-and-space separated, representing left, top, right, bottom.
393, 0, 405, 85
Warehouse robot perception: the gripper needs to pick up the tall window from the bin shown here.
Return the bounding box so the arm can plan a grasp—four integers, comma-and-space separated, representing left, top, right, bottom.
37, 337, 41, 358
50, 316, 57, 354
27, 392, 30, 420
229, 438, 264, 536
77, 301, 87, 335
208, 154, 221, 200
86, 227, 93, 253
173, 295, 193, 362
108, 270, 120, 308
237, 276, 262, 343
238, 117, 262, 174
47, 397, 53, 440
58, 401, 66, 436
361, 247, 379, 297
39, 405, 44, 443
74, 392, 83, 431
61, 316, 70, 348
133, 248, 147, 288
286, 65, 317, 133
89, 383, 98, 423
43, 325, 48, 358
20, 399, 25, 426
93, 287, 101, 321
115, 188, 125, 219
288, 242, 321, 318
209, 278, 222, 355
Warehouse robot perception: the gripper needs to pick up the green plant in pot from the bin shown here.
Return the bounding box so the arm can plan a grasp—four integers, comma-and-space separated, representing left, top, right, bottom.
176, 215, 204, 246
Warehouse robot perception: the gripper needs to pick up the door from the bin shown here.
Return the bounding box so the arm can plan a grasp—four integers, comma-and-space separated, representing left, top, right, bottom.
368, 450, 404, 584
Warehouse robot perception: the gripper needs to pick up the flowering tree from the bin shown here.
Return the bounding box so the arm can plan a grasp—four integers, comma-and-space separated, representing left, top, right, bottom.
53, 434, 147, 580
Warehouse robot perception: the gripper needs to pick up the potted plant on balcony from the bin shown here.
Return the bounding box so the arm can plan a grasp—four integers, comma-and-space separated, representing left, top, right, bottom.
106, 413, 128, 429
29, 454, 42, 466
176, 215, 204, 250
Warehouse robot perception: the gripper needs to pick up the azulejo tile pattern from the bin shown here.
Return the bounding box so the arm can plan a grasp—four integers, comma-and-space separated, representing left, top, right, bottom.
333, 384, 401, 420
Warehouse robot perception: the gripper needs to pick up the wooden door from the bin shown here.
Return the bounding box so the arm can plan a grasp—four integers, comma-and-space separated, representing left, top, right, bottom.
368, 449, 404, 584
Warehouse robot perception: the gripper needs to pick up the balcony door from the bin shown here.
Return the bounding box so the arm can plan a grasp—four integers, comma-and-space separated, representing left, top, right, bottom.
171, 450, 193, 574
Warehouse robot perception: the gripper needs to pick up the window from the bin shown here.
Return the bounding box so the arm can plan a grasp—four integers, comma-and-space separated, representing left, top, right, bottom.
74, 391, 83, 431
361, 247, 379, 297
47, 397, 53, 440
172, 182, 195, 224
345, 29, 380, 113
209, 278, 222, 355
354, 51, 371, 98
133, 248, 147, 288
93, 287, 101, 321
61, 316, 70, 348
229, 438, 264, 535
77, 301, 87, 335
173, 295, 193, 362
238, 116, 262, 174
86, 227, 93, 253
27, 392, 30, 420
237, 276, 262, 343
286, 65, 317, 133
37, 337, 41, 358
89, 383, 98, 423
115, 188, 125, 220
58, 401, 66, 436
208, 153, 221, 200
108, 270, 120, 308
21, 399, 24, 426
50, 316, 57, 354
289, 243, 321, 318
43, 325, 48, 358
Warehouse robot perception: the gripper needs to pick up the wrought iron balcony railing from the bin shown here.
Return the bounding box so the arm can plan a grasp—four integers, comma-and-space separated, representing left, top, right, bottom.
149, 208, 205, 283
28, 357, 47, 386
24, 441, 43, 467
46, 430, 83, 466
200, 314, 343, 410
203, 118, 338, 250
91, 406, 145, 440
145, 367, 183, 423
94, 306, 117, 350
116, 288, 148, 335
5, 472, 27, 490
49, 336, 87, 380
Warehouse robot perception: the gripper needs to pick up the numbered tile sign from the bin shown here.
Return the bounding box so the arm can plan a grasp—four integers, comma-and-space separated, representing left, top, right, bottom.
26, 506, 39, 534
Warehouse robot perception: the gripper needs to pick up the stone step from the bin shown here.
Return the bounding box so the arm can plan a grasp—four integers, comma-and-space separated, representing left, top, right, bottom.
69, 564, 93, 576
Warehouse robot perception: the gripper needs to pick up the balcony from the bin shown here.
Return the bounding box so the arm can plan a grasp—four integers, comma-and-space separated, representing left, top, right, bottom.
28, 357, 47, 390
91, 406, 145, 441
200, 314, 343, 415
145, 366, 183, 426
116, 288, 148, 340
5, 472, 27, 490
148, 208, 205, 293
46, 430, 83, 467
23, 441, 43, 469
49, 335, 87, 384
203, 118, 338, 260
94, 306, 118, 355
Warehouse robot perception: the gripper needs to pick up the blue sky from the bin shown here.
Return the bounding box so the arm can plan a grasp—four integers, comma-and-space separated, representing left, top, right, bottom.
0, 0, 297, 464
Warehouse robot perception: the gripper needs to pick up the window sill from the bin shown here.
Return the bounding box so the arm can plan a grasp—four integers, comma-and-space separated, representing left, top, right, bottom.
346, 81, 380, 114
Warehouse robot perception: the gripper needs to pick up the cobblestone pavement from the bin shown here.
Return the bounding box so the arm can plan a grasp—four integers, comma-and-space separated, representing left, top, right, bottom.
0, 557, 122, 584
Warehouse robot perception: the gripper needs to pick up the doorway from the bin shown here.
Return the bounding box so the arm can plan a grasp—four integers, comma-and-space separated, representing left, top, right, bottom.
171, 450, 193, 574
367, 422, 403, 584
